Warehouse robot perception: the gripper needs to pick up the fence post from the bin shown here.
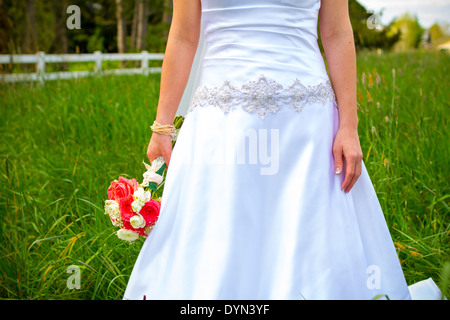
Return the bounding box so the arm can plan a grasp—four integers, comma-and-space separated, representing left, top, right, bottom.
141, 50, 149, 76
37, 51, 46, 84
94, 51, 102, 74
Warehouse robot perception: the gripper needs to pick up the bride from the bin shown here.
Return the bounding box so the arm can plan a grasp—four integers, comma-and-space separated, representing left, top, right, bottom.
123, 0, 413, 300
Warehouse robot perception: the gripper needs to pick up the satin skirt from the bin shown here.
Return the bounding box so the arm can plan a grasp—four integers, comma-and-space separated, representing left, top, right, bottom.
123, 100, 412, 300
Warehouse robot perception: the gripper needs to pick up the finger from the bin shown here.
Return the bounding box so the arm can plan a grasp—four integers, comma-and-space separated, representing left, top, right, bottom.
345, 171, 358, 193
147, 153, 155, 162
161, 148, 172, 168
333, 145, 344, 175
341, 157, 355, 191
345, 159, 362, 192
147, 150, 160, 163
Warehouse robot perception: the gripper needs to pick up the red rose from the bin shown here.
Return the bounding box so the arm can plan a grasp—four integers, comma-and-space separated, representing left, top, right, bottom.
107, 177, 137, 201
140, 199, 161, 226
119, 194, 135, 229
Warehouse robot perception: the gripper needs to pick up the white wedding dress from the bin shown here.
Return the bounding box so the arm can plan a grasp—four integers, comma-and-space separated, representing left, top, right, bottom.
124, 0, 413, 300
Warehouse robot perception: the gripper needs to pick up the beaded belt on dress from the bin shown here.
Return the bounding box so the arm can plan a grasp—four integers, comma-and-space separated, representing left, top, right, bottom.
187, 74, 337, 119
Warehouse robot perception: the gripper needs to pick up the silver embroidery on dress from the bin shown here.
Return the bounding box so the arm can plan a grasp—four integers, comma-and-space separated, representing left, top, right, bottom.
188, 74, 337, 119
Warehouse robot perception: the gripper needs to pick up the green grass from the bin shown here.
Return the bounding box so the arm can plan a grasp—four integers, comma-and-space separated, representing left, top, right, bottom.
0, 51, 449, 299
355, 50, 450, 295
0, 74, 161, 299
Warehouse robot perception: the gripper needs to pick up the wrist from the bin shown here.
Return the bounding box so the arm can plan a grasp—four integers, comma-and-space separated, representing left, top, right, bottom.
155, 115, 175, 125
339, 121, 358, 131
150, 120, 176, 137
155, 104, 176, 125
337, 108, 358, 131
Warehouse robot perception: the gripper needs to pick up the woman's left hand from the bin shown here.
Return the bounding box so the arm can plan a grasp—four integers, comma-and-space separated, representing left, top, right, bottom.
332, 126, 363, 193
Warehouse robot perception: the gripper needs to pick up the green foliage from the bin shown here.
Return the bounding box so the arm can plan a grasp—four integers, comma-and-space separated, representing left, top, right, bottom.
146, 21, 169, 54
0, 0, 56, 53
389, 13, 425, 51
1, 0, 445, 56
87, 28, 105, 53
348, 0, 400, 50
429, 24, 445, 42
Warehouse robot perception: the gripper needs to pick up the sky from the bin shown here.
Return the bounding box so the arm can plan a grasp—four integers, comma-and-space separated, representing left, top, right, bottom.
357, 0, 450, 28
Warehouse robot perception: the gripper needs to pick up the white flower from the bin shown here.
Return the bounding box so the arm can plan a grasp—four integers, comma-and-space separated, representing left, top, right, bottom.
141, 158, 165, 187
134, 187, 151, 202
141, 171, 163, 187
117, 229, 139, 242
132, 200, 144, 213
130, 213, 146, 229
143, 161, 153, 172
105, 200, 122, 227
132, 187, 151, 212
143, 157, 165, 172
104, 200, 119, 215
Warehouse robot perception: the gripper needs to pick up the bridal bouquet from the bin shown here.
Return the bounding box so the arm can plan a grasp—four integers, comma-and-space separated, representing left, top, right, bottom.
104, 115, 184, 242
104, 156, 167, 242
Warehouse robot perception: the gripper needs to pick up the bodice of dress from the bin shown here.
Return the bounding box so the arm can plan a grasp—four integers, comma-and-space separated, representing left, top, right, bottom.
189, 0, 337, 118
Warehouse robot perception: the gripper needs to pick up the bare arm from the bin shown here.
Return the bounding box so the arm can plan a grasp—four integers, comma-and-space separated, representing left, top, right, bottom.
319, 0, 358, 129
155, 0, 201, 124
319, 0, 363, 192
147, 0, 201, 166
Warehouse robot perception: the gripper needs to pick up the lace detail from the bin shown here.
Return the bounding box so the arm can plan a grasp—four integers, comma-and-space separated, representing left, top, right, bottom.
188, 75, 337, 119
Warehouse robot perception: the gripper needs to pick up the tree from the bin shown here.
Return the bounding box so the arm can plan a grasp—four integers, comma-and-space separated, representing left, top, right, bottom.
130, 0, 139, 51
0, 0, 13, 54
347, 0, 400, 51
53, 0, 68, 54
162, 0, 173, 41
388, 13, 424, 51
136, 0, 149, 51
429, 23, 448, 42
23, 0, 37, 53
116, 0, 127, 55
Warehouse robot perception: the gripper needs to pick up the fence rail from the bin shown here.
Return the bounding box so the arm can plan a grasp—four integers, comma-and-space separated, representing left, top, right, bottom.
0, 50, 164, 83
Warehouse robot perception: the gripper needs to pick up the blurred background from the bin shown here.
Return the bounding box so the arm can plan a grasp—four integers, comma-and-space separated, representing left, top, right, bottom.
0, 0, 449, 57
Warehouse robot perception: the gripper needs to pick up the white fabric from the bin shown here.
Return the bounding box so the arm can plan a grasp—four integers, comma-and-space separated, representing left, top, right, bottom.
408, 278, 446, 300
124, 0, 413, 300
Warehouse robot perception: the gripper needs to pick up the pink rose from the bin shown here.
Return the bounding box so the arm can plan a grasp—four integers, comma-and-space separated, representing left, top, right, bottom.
140, 199, 161, 226
107, 177, 137, 201
119, 194, 135, 229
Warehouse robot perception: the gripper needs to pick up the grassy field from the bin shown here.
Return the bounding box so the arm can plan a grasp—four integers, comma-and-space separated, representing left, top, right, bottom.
0, 50, 449, 299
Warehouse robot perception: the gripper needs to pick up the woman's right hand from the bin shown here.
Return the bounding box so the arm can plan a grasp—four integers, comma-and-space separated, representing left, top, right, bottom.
146, 132, 173, 168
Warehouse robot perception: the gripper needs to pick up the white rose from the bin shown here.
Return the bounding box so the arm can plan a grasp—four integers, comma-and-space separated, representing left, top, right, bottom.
131, 200, 144, 213
104, 200, 119, 215
117, 229, 139, 242
105, 200, 122, 227
130, 214, 146, 229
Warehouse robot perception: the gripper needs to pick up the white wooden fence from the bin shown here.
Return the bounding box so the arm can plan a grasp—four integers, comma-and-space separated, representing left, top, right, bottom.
0, 50, 164, 83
